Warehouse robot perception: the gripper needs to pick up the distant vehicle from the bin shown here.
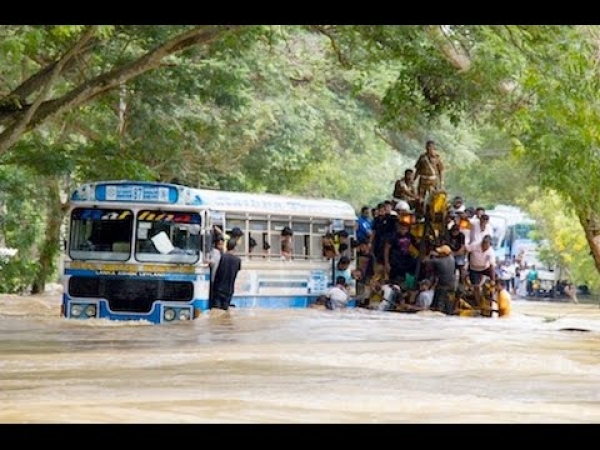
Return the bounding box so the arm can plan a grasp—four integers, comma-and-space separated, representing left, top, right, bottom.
486, 206, 560, 296
0, 247, 17, 258
487, 206, 537, 261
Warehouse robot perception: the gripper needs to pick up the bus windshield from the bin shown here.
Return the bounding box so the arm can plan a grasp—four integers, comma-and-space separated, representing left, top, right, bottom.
68, 207, 202, 263
135, 209, 202, 263
69, 208, 134, 261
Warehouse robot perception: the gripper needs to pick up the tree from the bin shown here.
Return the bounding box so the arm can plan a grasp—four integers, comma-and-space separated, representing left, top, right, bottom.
0, 25, 245, 156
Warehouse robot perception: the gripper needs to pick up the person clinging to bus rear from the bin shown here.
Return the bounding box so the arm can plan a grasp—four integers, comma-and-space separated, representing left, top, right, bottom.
211, 238, 242, 312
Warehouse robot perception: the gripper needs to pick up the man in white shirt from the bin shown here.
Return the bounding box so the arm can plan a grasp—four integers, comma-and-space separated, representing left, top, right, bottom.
325, 276, 350, 310
469, 214, 494, 245
466, 234, 496, 307
409, 278, 434, 311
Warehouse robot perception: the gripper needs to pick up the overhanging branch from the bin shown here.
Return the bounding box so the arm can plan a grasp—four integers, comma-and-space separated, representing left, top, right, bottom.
0, 25, 242, 155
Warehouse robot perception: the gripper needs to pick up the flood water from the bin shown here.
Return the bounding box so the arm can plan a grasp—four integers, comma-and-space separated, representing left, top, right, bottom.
1, 292, 599, 423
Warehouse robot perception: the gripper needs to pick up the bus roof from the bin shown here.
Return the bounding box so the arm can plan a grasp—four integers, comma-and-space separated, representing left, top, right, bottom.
69, 180, 357, 220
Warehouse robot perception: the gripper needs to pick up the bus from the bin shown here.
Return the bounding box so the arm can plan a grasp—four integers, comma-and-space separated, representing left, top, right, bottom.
61, 180, 358, 324
486, 205, 537, 261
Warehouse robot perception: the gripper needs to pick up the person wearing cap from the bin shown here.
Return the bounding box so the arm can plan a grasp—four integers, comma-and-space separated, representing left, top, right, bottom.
448, 196, 466, 216
425, 244, 456, 314
211, 238, 242, 312
228, 226, 244, 244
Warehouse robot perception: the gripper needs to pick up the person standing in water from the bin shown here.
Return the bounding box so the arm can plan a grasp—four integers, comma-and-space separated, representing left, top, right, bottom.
211, 238, 242, 312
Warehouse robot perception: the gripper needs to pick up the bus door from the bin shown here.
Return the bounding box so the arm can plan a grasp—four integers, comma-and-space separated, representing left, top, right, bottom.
207, 210, 226, 245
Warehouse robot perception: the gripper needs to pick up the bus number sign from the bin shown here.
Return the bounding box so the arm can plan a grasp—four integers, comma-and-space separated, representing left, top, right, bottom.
102, 185, 172, 203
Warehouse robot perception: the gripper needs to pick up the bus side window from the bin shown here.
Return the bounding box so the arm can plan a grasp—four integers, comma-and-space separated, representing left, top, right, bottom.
270, 233, 281, 258
262, 234, 271, 257
311, 221, 329, 260
270, 220, 288, 259
248, 219, 268, 258
281, 226, 293, 260
248, 233, 257, 256
292, 221, 310, 259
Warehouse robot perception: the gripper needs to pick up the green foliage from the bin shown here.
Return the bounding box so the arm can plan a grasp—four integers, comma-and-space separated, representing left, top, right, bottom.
3, 24, 600, 292
0, 167, 46, 293
494, 27, 600, 212
517, 188, 600, 292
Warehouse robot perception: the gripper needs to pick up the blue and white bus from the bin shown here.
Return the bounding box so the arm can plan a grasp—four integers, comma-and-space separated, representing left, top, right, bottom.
61, 180, 357, 324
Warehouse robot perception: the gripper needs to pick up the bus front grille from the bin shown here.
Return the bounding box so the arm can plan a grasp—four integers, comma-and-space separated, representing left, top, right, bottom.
68, 276, 194, 313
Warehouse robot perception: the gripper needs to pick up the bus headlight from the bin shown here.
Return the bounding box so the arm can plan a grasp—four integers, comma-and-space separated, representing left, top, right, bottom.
84, 304, 97, 317
70, 304, 83, 317
179, 309, 191, 321
164, 308, 176, 321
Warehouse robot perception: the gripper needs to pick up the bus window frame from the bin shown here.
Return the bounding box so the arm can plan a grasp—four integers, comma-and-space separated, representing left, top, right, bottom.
134, 209, 202, 264
68, 207, 134, 262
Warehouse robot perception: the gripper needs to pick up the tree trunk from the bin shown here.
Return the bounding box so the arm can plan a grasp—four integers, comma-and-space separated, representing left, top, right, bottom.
580, 210, 600, 274
30, 177, 63, 294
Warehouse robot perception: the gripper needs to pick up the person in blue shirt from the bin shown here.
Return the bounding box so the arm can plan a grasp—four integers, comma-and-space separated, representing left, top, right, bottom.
356, 206, 373, 244
334, 256, 353, 287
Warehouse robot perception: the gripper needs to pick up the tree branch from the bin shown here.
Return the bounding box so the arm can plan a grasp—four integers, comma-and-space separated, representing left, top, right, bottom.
308, 25, 351, 68
1, 26, 99, 153
0, 25, 242, 155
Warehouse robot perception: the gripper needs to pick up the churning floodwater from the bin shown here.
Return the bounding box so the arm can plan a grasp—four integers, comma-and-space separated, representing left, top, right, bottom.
1, 292, 599, 423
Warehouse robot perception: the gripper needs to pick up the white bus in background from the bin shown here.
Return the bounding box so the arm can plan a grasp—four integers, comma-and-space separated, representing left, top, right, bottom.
488, 206, 558, 292
487, 205, 537, 261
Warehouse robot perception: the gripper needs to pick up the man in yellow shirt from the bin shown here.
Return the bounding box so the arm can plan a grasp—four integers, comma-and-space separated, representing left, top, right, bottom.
493, 279, 512, 317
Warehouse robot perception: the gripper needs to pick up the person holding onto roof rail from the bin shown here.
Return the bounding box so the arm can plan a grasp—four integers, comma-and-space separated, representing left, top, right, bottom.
211, 238, 242, 313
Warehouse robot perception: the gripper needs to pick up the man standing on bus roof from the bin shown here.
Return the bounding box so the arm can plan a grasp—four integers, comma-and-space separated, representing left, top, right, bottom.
212, 238, 242, 312
414, 140, 444, 199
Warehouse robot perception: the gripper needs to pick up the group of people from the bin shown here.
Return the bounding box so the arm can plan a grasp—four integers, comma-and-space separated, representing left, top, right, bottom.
351, 204, 511, 317
342, 140, 512, 317
203, 139, 582, 317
